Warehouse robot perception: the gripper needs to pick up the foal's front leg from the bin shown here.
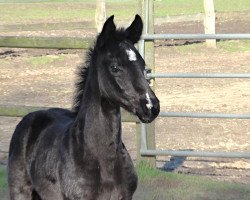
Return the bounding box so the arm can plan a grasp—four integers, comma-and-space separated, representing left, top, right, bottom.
9, 176, 33, 200
8, 161, 34, 200
97, 172, 115, 200
9, 187, 32, 200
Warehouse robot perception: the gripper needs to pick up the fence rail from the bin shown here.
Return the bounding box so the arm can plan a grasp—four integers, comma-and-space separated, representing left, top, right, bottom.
142, 33, 250, 40
1, 33, 250, 49
140, 149, 250, 159
0, 21, 94, 32
159, 112, 250, 119
148, 73, 250, 79
0, 105, 139, 122
0, 36, 92, 49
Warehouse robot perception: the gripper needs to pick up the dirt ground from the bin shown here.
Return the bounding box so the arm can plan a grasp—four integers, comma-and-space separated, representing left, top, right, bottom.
0, 13, 250, 185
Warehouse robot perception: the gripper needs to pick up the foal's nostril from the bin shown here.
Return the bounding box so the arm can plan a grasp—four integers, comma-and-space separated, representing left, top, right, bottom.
141, 97, 159, 114
137, 97, 160, 123
145, 96, 159, 115
152, 101, 160, 115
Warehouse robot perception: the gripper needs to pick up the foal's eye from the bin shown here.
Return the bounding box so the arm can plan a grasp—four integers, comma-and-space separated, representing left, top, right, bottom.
111, 65, 120, 73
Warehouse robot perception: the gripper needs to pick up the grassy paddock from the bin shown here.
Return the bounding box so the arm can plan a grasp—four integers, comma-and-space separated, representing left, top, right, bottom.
0, 2, 136, 24
135, 162, 250, 200
0, 165, 7, 189
155, 0, 250, 16
0, 165, 7, 200
164, 40, 250, 54
0, 0, 250, 25
25, 55, 65, 68
217, 40, 250, 52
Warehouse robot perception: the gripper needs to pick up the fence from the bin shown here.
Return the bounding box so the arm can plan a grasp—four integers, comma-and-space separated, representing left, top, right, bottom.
138, 0, 250, 164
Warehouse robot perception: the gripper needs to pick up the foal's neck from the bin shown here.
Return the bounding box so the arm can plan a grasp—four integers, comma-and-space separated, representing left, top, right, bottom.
72, 59, 123, 185
74, 74, 122, 150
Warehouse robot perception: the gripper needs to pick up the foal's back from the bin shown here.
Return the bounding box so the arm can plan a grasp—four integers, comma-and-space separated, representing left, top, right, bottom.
8, 108, 75, 200
9, 108, 74, 158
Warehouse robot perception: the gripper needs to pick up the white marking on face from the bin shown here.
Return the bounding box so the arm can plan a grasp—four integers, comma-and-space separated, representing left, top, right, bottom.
145, 92, 153, 110
126, 49, 137, 61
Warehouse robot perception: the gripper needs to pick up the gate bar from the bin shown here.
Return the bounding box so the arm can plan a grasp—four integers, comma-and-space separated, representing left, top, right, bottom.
141, 149, 250, 158
159, 112, 250, 119
148, 73, 250, 79
141, 33, 250, 40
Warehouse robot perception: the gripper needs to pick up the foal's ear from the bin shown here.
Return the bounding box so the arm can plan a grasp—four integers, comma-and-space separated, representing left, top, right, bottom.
125, 15, 143, 44
97, 15, 116, 48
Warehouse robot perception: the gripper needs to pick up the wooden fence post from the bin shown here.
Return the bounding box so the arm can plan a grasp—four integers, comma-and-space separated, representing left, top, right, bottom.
95, 0, 106, 33
204, 0, 216, 48
136, 0, 156, 168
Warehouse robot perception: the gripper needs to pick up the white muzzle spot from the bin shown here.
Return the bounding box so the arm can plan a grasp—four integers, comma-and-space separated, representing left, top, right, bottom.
126, 49, 137, 61
145, 92, 153, 110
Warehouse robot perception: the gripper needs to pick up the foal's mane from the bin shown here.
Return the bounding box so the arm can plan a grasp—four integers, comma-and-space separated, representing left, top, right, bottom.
72, 48, 92, 113
72, 28, 129, 113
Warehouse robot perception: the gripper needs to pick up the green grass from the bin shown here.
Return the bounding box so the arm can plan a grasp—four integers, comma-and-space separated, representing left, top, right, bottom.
214, 0, 250, 12
0, 3, 96, 24
0, 0, 133, 2
0, 165, 7, 200
25, 55, 65, 68
155, 0, 250, 16
0, 2, 136, 24
217, 40, 250, 52
155, 0, 204, 17
0, 0, 250, 25
135, 161, 250, 200
0, 166, 7, 189
166, 40, 250, 54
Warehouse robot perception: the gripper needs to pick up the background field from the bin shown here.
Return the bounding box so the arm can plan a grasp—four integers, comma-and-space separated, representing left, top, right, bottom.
0, 0, 250, 199
1, 0, 250, 24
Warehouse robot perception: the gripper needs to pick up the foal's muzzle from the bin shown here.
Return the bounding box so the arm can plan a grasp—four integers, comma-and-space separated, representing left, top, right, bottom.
136, 97, 160, 123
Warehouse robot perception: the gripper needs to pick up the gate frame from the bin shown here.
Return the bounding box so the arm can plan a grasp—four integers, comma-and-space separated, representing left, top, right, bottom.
138, 0, 250, 165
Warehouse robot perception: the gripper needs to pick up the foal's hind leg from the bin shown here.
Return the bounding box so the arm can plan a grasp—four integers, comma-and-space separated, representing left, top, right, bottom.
8, 163, 33, 200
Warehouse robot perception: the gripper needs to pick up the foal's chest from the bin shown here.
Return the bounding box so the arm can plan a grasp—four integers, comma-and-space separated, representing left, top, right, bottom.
61, 148, 137, 200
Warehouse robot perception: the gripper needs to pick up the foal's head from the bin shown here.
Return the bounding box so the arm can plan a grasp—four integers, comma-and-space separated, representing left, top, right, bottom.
94, 15, 160, 123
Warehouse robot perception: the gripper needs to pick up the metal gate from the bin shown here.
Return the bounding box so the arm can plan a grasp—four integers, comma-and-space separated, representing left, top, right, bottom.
138, 0, 250, 159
